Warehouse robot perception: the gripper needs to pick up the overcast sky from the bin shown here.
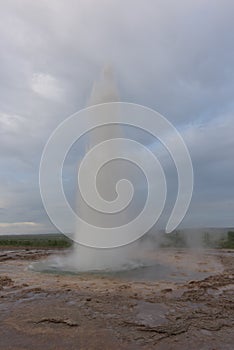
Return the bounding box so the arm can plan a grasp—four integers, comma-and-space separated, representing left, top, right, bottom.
0, 0, 234, 234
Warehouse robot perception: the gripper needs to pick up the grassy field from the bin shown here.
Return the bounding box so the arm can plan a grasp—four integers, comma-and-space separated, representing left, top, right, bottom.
159, 230, 234, 249
0, 233, 72, 248
0, 231, 233, 249
218, 231, 234, 249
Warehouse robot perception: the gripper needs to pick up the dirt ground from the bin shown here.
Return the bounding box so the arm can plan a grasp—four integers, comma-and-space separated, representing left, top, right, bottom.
0, 248, 233, 350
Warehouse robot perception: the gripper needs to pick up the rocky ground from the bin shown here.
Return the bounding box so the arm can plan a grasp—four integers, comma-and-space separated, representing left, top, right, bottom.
0, 248, 233, 350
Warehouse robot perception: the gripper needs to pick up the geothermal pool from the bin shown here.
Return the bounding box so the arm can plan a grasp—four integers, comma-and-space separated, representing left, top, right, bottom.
29, 247, 223, 283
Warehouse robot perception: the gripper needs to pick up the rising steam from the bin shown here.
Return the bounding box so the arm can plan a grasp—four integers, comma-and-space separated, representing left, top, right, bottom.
33, 67, 203, 273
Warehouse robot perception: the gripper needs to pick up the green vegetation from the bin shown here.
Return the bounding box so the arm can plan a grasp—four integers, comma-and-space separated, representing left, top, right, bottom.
159, 231, 187, 248
0, 233, 72, 248
219, 231, 234, 249
0, 231, 233, 249
159, 230, 234, 249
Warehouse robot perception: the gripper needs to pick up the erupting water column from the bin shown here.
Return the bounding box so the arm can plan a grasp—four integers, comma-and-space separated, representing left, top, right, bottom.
72, 67, 138, 270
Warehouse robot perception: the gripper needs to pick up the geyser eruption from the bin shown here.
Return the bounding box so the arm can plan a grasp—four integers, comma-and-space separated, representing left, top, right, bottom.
88, 65, 120, 105
33, 68, 209, 278
33, 67, 147, 273
72, 65, 141, 270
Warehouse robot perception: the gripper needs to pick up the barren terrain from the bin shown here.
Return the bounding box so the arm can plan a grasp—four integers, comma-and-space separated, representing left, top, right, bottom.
0, 248, 233, 349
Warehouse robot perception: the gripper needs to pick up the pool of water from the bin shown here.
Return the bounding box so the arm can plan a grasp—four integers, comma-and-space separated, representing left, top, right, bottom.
29, 259, 211, 282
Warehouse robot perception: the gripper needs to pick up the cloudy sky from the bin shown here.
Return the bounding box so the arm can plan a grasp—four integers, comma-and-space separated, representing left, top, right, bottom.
0, 0, 234, 234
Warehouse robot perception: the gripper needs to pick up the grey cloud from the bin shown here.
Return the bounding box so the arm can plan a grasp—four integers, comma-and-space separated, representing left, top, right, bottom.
0, 0, 233, 233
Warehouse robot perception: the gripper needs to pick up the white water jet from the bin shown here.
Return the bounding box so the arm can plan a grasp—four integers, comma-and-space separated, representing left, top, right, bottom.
70, 66, 142, 271
35, 66, 147, 272
30, 68, 214, 276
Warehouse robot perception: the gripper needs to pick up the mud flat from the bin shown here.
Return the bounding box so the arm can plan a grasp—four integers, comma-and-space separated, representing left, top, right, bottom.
0, 248, 233, 350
